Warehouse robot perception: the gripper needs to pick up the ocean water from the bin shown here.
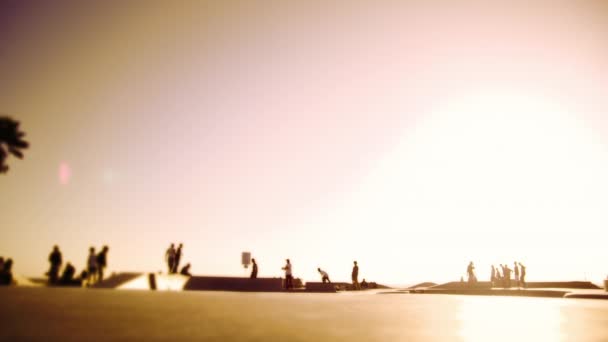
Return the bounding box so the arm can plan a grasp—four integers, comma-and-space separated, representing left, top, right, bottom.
1, 287, 607, 341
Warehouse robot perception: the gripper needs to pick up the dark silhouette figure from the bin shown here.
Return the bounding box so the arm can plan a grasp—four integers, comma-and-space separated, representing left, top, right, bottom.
48, 246, 62, 284
180, 263, 191, 276
361, 278, 368, 289
519, 262, 526, 288
86, 247, 97, 286
165, 243, 175, 274
96, 246, 109, 282
0, 116, 29, 174
514, 262, 520, 285
0, 258, 13, 285
352, 261, 360, 290
282, 259, 293, 289
467, 261, 477, 284
173, 243, 183, 274
317, 268, 331, 283
60, 262, 76, 285
503, 264, 512, 288
250, 258, 258, 279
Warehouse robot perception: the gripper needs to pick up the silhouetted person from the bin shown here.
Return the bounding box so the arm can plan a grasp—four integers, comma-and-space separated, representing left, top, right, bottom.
467, 261, 477, 284
0, 116, 29, 174
96, 246, 109, 282
361, 278, 368, 289
180, 263, 191, 276
352, 261, 360, 290
503, 264, 512, 288
491, 265, 497, 287
0, 258, 13, 285
48, 246, 62, 284
165, 243, 176, 274
499, 264, 506, 287
513, 262, 520, 285
173, 243, 183, 274
282, 259, 293, 289
86, 247, 97, 286
250, 258, 258, 279
60, 262, 76, 285
519, 262, 526, 288
317, 268, 331, 283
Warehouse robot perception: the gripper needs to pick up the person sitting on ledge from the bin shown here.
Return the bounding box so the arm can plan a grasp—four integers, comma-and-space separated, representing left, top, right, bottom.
361, 278, 368, 289
60, 262, 79, 286
317, 268, 331, 283
180, 263, 192, 276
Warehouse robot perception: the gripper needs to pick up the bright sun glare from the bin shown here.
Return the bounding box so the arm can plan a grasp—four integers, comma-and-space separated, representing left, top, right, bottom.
337, 90, 608, 284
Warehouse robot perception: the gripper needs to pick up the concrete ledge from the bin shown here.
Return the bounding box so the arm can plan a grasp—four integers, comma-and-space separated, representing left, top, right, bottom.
417, 288, 569, 298
304, 282, 337, 293
184, 277, 284, 292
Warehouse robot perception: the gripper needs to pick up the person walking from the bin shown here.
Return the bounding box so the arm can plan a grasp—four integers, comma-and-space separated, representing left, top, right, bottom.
165, 243, 176, 274
282, 259, 293, 289
318, 268, 331, 283
250, 258, 258, 279
173, 243, 183, 274
48, 245, 62, 285
352, 261, 360, 290
86, 247, 98, 286
513, 262, 520, 286
96, 246, 109, 282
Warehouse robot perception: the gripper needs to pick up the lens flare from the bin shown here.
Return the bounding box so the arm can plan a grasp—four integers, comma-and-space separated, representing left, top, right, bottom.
58, 162, 72, 185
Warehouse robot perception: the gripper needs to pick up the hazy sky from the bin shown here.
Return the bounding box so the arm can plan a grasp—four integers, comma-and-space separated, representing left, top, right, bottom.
1, 1, 608, 285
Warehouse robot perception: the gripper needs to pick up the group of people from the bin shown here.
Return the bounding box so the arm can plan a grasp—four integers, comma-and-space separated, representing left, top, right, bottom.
491, 262, 526, 288
276, 259, 362, 290
47, 245, 109, 286
164, 243, 191, 276
85, 246, 110, 286
465, 261, 527, 288
0, 257, 14, 286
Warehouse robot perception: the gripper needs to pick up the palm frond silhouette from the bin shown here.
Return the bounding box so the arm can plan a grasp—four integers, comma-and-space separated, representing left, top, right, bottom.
0, 116, 30, 173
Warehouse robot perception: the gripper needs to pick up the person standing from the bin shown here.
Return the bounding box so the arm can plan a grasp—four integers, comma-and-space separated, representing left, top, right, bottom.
467, 261, 477, 284
48, 245, 62, 285
86, 247, 98, 286
503, 264, 512, 288
165, 243, 176, 274
318, 268, 331, 283
352, 261, 360, 290
491, 265, 496, 287
519, 262, 526, 288
513, 262, 520, 286
250, 258, 258, 279
173, 243, 183, 274
282, 259, 293, 289
96, 246, 109, 282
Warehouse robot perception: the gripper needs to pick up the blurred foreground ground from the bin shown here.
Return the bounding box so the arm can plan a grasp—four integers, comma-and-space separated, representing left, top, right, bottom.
1, 287, 608, 341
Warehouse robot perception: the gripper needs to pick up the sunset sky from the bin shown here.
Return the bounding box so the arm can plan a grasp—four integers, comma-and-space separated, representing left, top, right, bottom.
1, 1, 608, 285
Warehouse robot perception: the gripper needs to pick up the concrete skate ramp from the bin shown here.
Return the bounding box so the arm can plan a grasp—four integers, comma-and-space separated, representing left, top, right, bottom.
93, 273, 142, 289
184, 276, 283, 292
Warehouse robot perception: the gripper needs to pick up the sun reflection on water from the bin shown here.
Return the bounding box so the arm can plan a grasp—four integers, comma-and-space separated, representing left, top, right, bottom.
458, 296, 563, 342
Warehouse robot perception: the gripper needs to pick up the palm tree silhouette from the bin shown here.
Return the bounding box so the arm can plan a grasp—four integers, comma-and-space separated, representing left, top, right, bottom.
0, 116, 29, 173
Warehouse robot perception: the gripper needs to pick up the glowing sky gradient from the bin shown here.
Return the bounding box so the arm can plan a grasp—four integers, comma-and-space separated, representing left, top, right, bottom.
1, 1, 608, 285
